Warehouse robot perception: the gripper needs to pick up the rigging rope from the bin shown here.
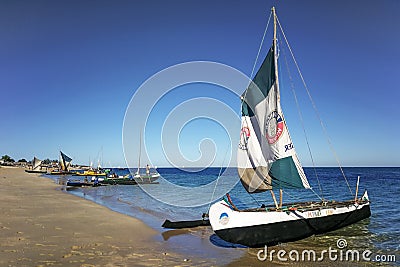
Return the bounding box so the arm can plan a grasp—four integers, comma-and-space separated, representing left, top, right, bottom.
276, 17, 354, 197
205, 11, 272, 208
238, 10, 272, 205
249, 11, 272, 80
240, 10, 272, 130
207, 147, 230, 213
278, 34, 325, 201
241, 10, 272, 123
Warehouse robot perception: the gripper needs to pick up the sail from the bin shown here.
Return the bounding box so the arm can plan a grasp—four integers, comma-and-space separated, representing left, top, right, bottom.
238, 45, 310, 193
59, 151, 72, 171
32, 157, 42, 171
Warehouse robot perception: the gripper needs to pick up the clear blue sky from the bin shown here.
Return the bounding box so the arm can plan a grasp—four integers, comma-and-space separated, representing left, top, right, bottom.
1, 0, 399, 167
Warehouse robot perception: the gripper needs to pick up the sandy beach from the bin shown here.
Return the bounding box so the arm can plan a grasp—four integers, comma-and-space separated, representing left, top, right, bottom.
0, 167, 389, 267
0, 167, 211, 266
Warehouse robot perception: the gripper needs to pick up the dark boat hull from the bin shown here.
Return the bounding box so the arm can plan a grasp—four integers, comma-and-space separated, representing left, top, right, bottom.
101, 176, 159, 185
213, 203, 371, 248
66, 181, 94, 187
162, 219, 210, 229
101, 178, 137, 185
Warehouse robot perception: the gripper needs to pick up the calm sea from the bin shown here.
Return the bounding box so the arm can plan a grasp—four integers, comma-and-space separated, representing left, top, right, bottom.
46, 167, 399, 265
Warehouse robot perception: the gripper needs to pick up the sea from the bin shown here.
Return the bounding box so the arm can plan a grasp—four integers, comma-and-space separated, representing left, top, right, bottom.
45, 167, 399, 265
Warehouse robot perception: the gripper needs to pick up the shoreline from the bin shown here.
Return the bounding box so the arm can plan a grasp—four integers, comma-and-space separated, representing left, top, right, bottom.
0, 167, 212, 266
1, 167, 390, 267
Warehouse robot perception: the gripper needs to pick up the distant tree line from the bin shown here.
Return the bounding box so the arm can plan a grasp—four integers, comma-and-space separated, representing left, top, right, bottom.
1, 155, 15, 163
42, 159, 59, 164
1, 155, 58, 164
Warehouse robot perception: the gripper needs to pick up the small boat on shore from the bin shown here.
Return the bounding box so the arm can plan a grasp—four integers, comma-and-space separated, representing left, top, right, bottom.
74, 169, 107, 177
25, 157, 47, 173
99, 174, 151, 185
133, 170, 160, 184
207, 7, 371, 247
49, 151, 75, 175
132, 131, 160, 184
100, 176, 137, 185
99, 172, 160, 185
66, 179, 94, 187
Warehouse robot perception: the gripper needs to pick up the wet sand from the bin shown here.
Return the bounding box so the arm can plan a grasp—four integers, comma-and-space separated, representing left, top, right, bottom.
0, 167, 211, 266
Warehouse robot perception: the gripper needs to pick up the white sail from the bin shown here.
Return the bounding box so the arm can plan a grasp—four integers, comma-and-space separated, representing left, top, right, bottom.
32, 157, 42, 171
59, 154, 65, 171
238, 31, 310, 193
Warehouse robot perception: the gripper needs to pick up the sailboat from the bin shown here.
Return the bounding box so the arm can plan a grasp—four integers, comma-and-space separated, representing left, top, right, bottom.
133, 165, 160, 184
25, 157, 47, 173
133, 131, 160, 184
49, 151, 74, 175
74, 162, 107, 177
208, 7, 371, 247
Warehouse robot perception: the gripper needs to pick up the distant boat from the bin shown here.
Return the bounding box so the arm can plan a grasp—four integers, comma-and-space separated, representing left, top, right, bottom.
133, 166, 160, 184
132, 131, 160, 184
66, 179, 94, 187
100, 174, 138, 185
74, 169, 106, 177
25, 157, 47, 173
49, 151, 75, 175
208, 7, 371, 247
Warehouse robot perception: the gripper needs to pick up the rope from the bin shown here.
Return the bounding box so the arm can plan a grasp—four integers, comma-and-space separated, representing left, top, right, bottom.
206, 147, 230, 214
249, 11, 272, 81
282, 188, 301, 201
278, 34, 325, 200
241, 10, 272, 126
276, 16, 353, 197
238, 9, 272, 205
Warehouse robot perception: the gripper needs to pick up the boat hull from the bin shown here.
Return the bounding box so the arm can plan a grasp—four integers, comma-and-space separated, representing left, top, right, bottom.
25, 170, 47, 174
101, 178, 138, 185
66, 181, 94, 187
133, 173, 160, 184
210, 192, 371, 247
74, 172, 106, 177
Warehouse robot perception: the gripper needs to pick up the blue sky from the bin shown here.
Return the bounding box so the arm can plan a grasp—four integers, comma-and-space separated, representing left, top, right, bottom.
1, 0, 399, 167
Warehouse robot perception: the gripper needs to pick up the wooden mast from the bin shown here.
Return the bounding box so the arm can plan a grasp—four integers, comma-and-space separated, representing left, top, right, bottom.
270, 6, 280, 210
272, 6, 277, 48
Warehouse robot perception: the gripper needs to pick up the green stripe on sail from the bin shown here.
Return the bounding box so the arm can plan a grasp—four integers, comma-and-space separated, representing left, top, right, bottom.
242, 46, 276, 116
269, 156, 305, 189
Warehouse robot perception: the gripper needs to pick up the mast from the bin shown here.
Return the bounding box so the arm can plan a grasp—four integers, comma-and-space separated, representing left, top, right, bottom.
272, 7, 277, 52
238, 6, 310, 198
269, 7, 282, 209
137, 131, 142, 175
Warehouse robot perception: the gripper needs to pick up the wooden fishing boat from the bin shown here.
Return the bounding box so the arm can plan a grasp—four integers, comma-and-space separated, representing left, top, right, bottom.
48, 151, 74, 175
74, 169, 107, 177
208, 7, 371, 247
132, 131, 160, 184
100, 174, 137, 185
25, 157, 47, 173
66, 180, 94, 187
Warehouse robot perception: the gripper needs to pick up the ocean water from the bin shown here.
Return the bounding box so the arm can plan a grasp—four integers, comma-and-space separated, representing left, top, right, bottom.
46, 167, 399, 265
